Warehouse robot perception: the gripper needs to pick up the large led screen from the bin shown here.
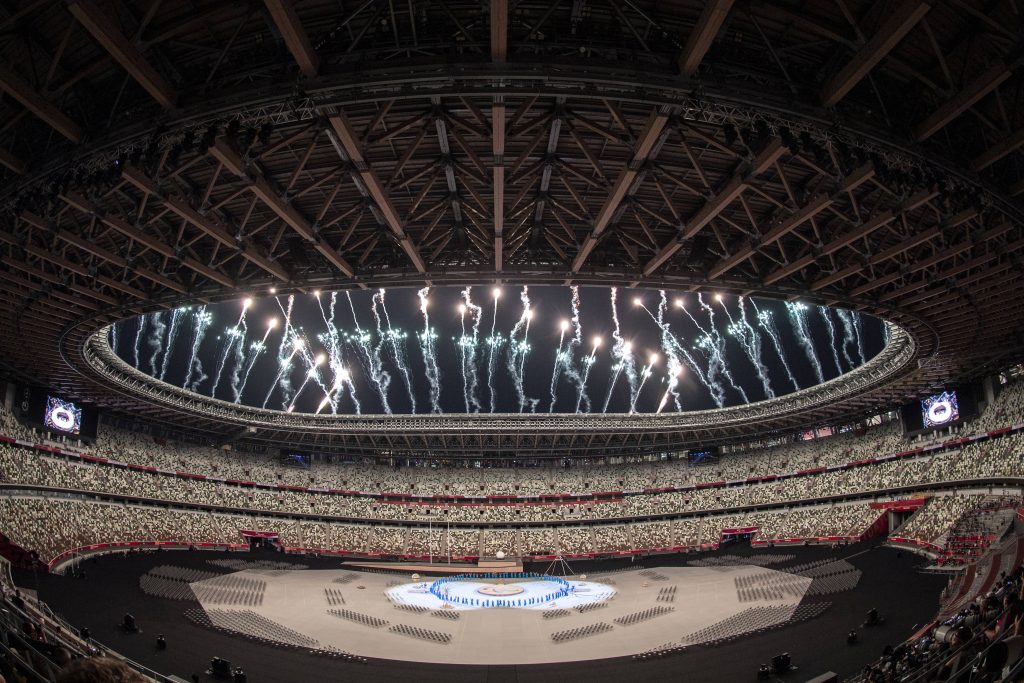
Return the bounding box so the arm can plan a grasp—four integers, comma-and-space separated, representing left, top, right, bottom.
43, 395, 82, 435
921, 391, 960, 428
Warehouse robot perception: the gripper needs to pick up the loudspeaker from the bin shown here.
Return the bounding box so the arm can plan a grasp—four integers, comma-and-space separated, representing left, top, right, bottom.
771, 652, 792, 672
209, 657, 232, 677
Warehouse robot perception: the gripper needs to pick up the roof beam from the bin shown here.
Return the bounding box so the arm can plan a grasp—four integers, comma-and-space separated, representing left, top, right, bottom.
326, 112, 426, 272
913, 62, 1012, 141
0, 256, 119, 306
0, 146, 26, 174
122, 164, 290, 282
2, 222, 145, 300
0, 63, 82, 142
972, 127, 1024, 171
60, 191, 236, 289
58, 228, 185, 293
491, 0, 507, 62
0, 269, 96, 311
679, 0, 735, 77
708, 193, 833, 280
209, 137, 355, 278
820, 0, 931, 107
493, 100, 506, 271
263, 0, 319, 78
709, 162, 874, 280
572, 108, 670, 272
644, 138, 784, 276
68, 0, 178, 109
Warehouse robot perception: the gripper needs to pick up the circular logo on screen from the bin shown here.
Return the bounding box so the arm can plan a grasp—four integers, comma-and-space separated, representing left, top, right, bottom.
49, 407, 77, 431
927, 400, 953, 425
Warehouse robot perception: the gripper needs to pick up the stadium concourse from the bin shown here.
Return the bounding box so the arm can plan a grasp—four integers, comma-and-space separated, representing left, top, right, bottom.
4, 1, 1024, 682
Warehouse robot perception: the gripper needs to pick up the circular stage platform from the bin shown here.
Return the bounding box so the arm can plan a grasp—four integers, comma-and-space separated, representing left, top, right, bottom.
397, 572, 611, 610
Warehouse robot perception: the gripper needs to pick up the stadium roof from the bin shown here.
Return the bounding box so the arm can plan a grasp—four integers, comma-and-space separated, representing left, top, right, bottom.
1, 0, 1022, 454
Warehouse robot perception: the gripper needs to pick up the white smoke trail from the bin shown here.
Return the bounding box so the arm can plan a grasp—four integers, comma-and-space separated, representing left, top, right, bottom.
563, 285, 588, 412
818, 306, 845, 375
344, 291, 388, 413
641, 294, 722, 408
677, 299, 730, 406
604, 288, 638, 413
698, 293, 749, 403
146, 311, 167, 376
853, 311, 867, 362
158, 308, 185, 381
184, 307, 212, 391
835, 308, 858, 369
548, 323, 567, 413
377, 289, 416, 413
486, 288, 502, 412
749, 300, 800, 392
262, 296, 295, 408
133, 315, 146, 368
786, 301, 825, 384
314, 292, 342, 414
212, 303, 249, 399
458, 304, 470, 412
368, 290, 396, 414
574, 337, 601, 413
461, 287, 483, 412
239, 324, 274, 402
726, 298, 774, 399
418, 287, 442, 413
506, 287, 538, 413
228, 314, 250, 402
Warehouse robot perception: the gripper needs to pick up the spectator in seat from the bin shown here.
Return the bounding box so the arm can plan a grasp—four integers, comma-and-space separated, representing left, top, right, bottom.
56, 657, 147, 683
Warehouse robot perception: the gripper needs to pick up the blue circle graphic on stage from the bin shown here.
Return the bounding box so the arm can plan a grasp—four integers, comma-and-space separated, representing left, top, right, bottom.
386, 572, 614, 611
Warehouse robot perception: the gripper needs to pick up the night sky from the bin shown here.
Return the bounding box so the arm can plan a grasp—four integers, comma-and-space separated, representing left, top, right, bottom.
109, 286, 886, 415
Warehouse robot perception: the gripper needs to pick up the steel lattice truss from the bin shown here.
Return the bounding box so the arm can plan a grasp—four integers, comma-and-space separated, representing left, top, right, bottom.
0, 0, 1023, 456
